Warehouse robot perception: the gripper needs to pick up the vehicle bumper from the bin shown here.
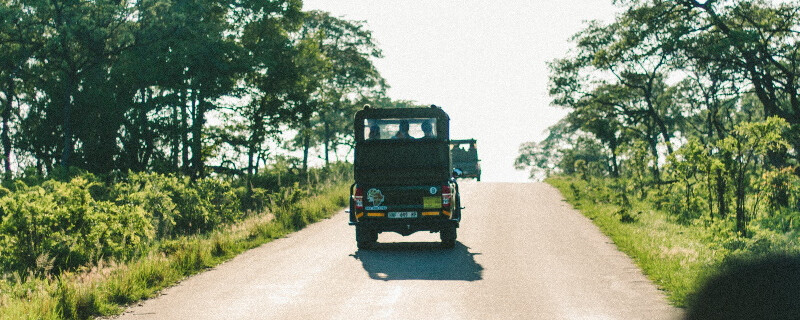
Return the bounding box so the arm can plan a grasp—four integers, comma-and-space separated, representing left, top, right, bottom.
350, 218, 459, 236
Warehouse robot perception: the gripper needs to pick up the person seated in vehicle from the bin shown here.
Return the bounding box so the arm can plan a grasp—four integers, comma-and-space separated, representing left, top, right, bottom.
452, 145, 467, 161
368, 124, 381, 139
420, 120, 435, 139
393, 120, 411, 139
467, 143, 477, 159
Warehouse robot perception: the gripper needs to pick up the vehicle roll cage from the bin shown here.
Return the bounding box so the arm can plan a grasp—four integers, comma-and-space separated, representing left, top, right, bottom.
354, 105, 450, 142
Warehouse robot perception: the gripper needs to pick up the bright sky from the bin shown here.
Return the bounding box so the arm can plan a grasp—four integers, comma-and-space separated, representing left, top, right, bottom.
302, 0, 620, 182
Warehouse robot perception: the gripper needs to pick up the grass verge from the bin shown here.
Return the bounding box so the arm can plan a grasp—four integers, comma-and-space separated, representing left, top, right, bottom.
547, 176, 720, 307
0, 182, 349, 320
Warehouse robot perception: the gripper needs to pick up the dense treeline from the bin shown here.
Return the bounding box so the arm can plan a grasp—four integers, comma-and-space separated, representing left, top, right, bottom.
517, 0, 800, 239
0, 0, 395, 305
0, 0, 390, 179
0, 0, 388, 276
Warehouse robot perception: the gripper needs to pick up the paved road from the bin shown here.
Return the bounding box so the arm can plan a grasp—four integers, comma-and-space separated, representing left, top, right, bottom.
117, 182, 682, 320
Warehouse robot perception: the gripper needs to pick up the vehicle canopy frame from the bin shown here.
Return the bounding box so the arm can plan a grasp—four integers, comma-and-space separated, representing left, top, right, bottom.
349, 105, 461, 249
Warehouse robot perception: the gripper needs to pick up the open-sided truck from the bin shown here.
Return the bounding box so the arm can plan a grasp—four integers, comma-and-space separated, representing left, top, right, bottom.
450, 139, 481, 181
349, 105, 462, 249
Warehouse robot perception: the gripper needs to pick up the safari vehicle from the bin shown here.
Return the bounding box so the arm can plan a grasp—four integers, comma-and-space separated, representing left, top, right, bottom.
450, 139, 481, 181
349, 105, 462, 249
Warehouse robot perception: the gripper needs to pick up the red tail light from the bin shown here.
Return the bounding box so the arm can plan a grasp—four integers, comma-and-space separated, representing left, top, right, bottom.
354, 187, 364, 210
441, 185, 452, 208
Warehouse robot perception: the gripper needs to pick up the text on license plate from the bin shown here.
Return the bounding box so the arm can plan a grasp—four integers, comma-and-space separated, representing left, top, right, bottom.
388, 211, 418, 218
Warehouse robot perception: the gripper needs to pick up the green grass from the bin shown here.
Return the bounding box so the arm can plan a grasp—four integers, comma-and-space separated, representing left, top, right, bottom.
0, 182, 350, 320
547, 176, 719, 307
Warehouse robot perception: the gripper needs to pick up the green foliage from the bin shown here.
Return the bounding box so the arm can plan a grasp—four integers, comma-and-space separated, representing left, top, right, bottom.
521, 0, 800, 240
112, 173, 238, 237
551, 173, 800, 307
0, 0, 381, 179
0, 173, 351, 319
0, 161, 352, 280
664, 139, 712, 223
759, 167, 800, 211
54, 277, 100, 320
0, 177, 153, 276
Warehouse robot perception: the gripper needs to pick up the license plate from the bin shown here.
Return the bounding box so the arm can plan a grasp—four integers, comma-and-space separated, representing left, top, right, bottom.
423, 196, 441, 209
388, 211, 418, 219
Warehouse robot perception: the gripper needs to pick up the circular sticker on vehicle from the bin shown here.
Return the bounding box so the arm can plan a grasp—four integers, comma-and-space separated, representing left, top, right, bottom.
429, 187, 437, 194
367, 188, 384, 206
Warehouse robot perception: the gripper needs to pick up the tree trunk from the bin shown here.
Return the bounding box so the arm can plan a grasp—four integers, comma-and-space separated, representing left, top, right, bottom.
647, 133, 661, 182
324, 119, 330, 166
302, 127, 310, 175
644, 88, 674, 155
735, 172, 747, 237
61, 72, 75, 168
247, 148, 255, 178
141, 89, 156, 170
171, 102, 179, 169
609, 139, 619, 178
715, 166, 728, 220
2, 78, 14, 180
129, 89, 144, 170
53, 1, 80, 170
181, 87, 190, 175
191, 89, 206, 179
246, 119, 257, 204
248, 112, 263, 178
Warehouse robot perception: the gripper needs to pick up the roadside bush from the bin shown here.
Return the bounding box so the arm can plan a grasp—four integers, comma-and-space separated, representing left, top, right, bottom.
112, 172, 242, 237
0, 176, 352, 319
195, 178, 241, 225
54, 277, 100, 320
269, 184, 308, 230
0, 178, 153, 276
663, 184, 706, 224
757, 207, 800, 233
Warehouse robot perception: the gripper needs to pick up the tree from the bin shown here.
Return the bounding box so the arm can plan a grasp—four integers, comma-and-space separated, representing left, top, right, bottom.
0, 1, 40, 178
718, 116, 790, 236
303, 11, 386, 165
29, 0, 138, 170
549, 19, 684, 182
237, 0, 303, 180
286, 34, 331, 174
678, 0, 800, 167
515, 119, 612, 179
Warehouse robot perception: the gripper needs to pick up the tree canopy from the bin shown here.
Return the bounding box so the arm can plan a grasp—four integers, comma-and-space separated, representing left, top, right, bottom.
518, 0, 800, 236
0, 0, 393, 180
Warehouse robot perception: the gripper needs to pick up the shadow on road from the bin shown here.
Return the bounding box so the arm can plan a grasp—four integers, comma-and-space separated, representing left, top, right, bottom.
350, 241, 483, 281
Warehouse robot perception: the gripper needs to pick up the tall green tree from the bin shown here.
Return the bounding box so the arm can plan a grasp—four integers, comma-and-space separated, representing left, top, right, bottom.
678, 0, 800, 166
31, 0, 137, 170
237, 0, 303, 179
0, 1, 41, 178
303, 11, 386, 165
286, 34, 331, 174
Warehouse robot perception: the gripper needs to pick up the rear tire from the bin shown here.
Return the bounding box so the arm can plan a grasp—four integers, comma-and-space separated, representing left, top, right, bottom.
440, 225, 457, 248
356, 226, 378, 249
357, 241, 373, 250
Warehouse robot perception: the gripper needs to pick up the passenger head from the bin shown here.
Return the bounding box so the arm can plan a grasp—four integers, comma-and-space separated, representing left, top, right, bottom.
421, 121, 433, 137
368, 125, 380, 139
399, 120, 409, 133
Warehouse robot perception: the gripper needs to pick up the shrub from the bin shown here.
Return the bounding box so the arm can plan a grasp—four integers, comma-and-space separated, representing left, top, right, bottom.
112, 172, 242, 237
0, 178, 154, 276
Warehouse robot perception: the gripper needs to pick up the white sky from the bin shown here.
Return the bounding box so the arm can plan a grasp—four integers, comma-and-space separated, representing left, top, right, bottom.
302, 0, 620, 182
